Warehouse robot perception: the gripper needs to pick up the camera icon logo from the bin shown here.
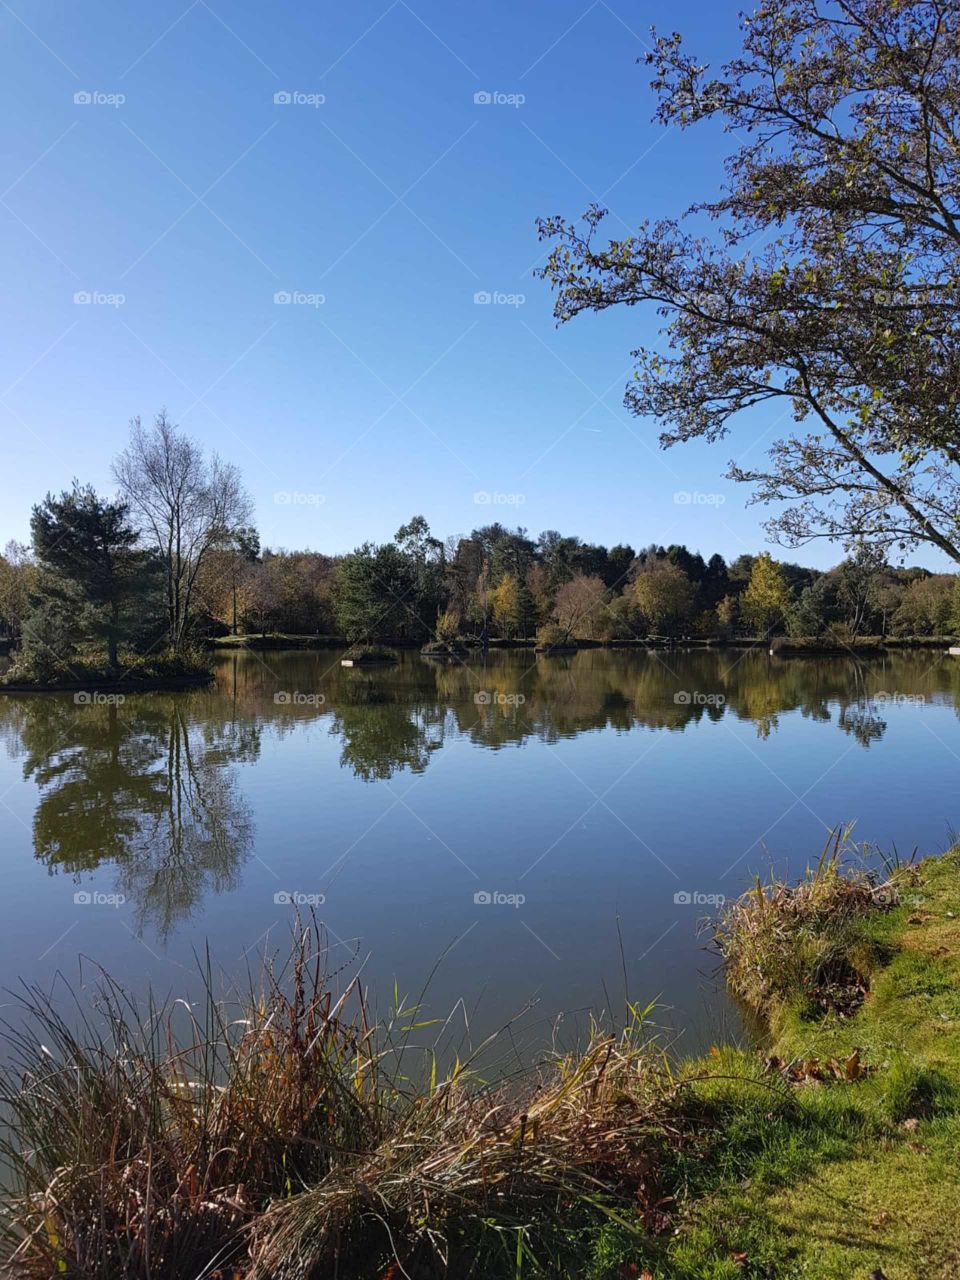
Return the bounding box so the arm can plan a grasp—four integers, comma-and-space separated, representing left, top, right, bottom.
673, 691, 691, 705
274, 91, 292, 104
74, 891, 92, 904
274, 691, 291, 705
73, 691, 92, 704
474, 691, 492, 705
274, 290, 292, 304
673, 891, 692, 905
473, 290, 492, 304
73, 91, 92, 105
273, 891, 292, 905
473, 91, 492, 105
473, 890, 492, 905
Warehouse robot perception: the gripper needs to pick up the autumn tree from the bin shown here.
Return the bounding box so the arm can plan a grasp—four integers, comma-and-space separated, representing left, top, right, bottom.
742, 553, 792, 635
491, 573, 524, 639
554, 573, 609, 640
631, 561, 695, 636
538, 1, 960, 564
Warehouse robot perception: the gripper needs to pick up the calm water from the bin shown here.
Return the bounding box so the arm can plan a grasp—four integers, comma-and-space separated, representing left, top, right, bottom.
1, 647, 958, 1055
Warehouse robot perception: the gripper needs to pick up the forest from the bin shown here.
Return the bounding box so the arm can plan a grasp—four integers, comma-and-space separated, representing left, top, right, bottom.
2, 411, 959, 685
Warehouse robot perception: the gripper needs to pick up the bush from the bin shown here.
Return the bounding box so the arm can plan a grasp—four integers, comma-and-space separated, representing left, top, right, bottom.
536, 622, 575, 651
2, 645, 212, 688
343, 643, 398, 664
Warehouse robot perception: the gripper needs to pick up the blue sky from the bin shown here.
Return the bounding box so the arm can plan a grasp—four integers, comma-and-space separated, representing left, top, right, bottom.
0, 1, 935, 569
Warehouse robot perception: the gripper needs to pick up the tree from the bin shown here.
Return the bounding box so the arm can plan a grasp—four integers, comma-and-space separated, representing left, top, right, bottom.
537, 1, 960, 564
0, 541, 35, 642
716, 594, 738, 637
29, 484, 157, 671
196, 526, 260, 635
834, 545, 887, 638
742, 553, 792, 635
395, 515, 444, 630
333, 543, 418, 644
554, 573, 609, 640
491, 573, 524, 639
950, 578, 960, 637
631, 561, 695, 636
892, 573, 955, 635
114, 411, 252, 653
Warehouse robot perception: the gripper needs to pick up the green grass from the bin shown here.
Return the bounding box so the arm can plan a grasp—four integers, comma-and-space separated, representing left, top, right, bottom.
606, 846, 960, 1280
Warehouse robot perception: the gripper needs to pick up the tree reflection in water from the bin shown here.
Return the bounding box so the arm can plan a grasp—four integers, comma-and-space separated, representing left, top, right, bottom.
1, 647, 957, 939
2, 691, 256, 937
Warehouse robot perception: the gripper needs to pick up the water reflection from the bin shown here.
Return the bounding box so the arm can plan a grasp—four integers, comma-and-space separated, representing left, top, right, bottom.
216, 646, 960, 772
0, 648, 957, 936
0, 692, 256, 936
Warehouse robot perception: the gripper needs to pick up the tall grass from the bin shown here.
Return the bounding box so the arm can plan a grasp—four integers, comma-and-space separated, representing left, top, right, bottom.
714, 828, 911, 1017
0, 924, 675, 1279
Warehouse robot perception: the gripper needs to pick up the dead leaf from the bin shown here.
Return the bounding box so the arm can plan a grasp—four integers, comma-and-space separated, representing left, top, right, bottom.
844, 1049, 862, 1080
900, 1117, 919, 1131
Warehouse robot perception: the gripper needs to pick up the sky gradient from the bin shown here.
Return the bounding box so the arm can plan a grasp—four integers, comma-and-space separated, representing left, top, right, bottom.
1, 1, 946, 569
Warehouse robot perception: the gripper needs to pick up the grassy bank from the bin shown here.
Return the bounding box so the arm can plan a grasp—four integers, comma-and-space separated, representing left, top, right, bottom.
1, 847, 958, 1278
0, 647, 214, 693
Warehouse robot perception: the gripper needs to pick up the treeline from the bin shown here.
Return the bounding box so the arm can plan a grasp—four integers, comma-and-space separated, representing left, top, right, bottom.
2, 414, 959, 682
194, 527, 958, 646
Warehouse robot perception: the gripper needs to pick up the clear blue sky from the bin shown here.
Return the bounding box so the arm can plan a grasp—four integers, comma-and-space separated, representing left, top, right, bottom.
0, 1, 942, 569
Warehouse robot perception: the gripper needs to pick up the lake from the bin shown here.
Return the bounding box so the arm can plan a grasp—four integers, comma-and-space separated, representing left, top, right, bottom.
0, 646, 958, 1056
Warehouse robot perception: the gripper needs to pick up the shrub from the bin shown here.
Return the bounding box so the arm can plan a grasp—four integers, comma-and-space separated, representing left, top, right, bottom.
536, 622, 575, 651
715, 831, 901, 1017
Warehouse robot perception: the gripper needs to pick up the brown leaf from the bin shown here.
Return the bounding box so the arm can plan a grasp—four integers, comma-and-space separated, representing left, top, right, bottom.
900, 1117, 919, 1131
844, 1049, 862, 1080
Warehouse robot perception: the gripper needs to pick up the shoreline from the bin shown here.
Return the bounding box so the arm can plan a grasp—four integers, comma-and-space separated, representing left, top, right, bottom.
207, 632, 959, 655
0, 672, 215, 694
2, 847, 958, 1278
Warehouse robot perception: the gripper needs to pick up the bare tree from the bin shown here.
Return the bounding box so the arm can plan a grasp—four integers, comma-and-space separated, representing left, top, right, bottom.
113, 411, 252, 653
